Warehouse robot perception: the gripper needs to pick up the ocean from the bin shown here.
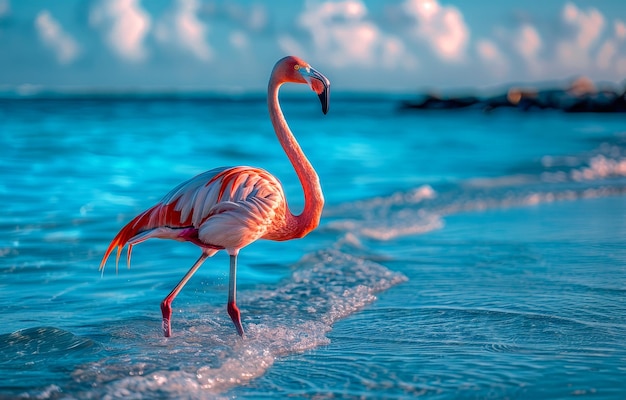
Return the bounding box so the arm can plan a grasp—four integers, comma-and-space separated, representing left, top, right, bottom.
1, 93, 625, 399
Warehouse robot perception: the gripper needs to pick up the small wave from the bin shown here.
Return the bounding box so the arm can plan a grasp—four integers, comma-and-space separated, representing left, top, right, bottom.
482, 342, 524, 353
541, 138, 626, 183
0, 327, 101, 398
0, 327, 100, 365
324, 141, 626, 242
324, 185, 443, 241
327, 183, 626, 242
325, 185, 436, 218
325, 210, 444, 241
570, 154, 626, 181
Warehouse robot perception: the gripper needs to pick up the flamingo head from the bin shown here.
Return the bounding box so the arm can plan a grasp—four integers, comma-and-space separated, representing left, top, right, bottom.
275, 56, 330, 114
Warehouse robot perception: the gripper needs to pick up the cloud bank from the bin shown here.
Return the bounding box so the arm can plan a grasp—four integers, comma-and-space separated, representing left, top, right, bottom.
154, 0, 212, 62
89, 0, 151, 62
4, 0, 626, 90
34, 10, 79, 65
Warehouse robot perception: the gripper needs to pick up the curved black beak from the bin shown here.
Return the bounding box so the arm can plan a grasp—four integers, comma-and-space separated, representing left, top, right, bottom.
302, 67, 330, 115
318, 86, 329, 115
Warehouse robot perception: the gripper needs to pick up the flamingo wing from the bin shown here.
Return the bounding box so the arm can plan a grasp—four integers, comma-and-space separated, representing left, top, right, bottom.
100, 166, 287, 271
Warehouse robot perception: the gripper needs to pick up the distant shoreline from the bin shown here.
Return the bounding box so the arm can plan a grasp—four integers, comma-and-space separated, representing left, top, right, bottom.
2, 76, 625, 113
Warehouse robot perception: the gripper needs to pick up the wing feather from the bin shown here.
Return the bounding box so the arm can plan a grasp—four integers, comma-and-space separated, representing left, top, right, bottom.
100, 166, 286, 271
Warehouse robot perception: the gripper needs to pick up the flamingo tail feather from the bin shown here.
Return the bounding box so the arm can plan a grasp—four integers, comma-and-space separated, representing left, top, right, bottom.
127, 244, 134, 270
99, 206, 159, 274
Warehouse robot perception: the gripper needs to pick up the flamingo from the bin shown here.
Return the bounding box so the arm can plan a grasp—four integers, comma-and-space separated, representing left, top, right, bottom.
99, 56, 330, 337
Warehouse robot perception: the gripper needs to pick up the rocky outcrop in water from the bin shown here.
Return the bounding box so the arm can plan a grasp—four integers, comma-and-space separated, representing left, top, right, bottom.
400, 77, 626, 113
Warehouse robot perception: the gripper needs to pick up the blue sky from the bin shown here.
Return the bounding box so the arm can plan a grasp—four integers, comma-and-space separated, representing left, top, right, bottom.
1, 0, 625, 92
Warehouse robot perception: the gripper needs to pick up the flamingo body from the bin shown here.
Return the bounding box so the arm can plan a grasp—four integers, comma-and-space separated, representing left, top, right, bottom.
101, 166, 288, 264
100, 56, 330, 337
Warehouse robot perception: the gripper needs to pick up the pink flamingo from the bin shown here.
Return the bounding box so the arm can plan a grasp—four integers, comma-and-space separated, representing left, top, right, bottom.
100, 56, 329, 337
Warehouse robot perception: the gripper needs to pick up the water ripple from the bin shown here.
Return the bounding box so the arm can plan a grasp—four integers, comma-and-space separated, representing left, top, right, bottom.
62, 249, 407, 399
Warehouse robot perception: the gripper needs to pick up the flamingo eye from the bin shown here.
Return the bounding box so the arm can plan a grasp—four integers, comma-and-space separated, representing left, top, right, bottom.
294, 65, 300, 71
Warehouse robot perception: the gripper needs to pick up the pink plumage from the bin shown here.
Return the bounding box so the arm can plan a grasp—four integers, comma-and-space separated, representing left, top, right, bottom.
100, 56, 330, 337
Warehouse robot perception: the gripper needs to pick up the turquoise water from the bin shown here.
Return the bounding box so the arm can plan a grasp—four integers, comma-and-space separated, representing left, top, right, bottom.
1, 95, 626, 398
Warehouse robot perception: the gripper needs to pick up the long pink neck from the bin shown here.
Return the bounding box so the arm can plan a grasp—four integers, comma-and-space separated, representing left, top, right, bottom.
268, 77, 324, 239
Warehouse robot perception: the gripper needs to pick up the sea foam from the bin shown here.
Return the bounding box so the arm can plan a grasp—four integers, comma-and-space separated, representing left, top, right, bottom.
70, 249, 407, 399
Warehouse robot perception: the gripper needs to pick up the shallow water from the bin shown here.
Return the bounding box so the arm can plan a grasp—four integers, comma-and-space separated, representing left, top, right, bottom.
1, 95, 625, 398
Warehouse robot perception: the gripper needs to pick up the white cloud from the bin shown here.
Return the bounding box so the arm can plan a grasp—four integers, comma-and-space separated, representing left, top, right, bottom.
297, 0, 374, 66
89, 0, 151, 63
515, 24, 541, 60
222, 3, 267, 31
476, 38, 508, 77
285, 0, 415, 70
481, 2, 626, 84
34, 10, 79, 64
514, 24, 542, 74
401, 0, 469, 62
554, 3, 608, 75
562, 2, 604, 50
596, 19, 626, 71
154, 0, 211, 62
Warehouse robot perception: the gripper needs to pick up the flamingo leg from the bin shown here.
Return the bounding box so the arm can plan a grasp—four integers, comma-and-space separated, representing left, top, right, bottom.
227, 254, 245, 337
160, 252, 209, 337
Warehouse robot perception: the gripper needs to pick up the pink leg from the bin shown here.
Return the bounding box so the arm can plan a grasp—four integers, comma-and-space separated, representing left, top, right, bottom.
160, 252, 209, 337
227, 301, 243, 337
228, 254, 245, 337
